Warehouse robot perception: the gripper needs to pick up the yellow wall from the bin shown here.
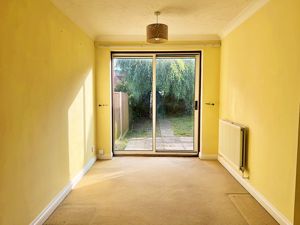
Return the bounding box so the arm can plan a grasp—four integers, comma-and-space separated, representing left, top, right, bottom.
220, 0, 300, 222
95, 43, 220, 158
295, 107, 300, 225
95, 47, 112, 157
0, 0, 96, 224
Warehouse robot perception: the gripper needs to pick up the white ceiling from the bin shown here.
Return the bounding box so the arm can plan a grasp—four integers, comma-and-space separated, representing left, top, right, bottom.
50, 0, 257, 41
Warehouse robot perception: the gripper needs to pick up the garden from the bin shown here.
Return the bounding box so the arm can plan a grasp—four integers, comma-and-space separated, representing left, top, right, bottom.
113, 57, 195, 151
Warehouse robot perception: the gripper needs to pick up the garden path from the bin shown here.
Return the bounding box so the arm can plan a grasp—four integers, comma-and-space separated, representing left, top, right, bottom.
158, 118, 175, 137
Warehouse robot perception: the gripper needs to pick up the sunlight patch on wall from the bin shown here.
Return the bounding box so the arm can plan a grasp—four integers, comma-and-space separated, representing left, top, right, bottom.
68, 86, 85, 179
67, 69, 95, 179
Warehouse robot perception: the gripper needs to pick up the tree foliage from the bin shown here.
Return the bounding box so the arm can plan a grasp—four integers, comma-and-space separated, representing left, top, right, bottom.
156, 58, 195, 114
114, 58, 195, 118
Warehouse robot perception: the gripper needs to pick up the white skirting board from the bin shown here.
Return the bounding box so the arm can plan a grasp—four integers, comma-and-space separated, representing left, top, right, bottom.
97, 150, 113, 160
198, 152, 218, 160
218, 156, 292, 225
97, 154, 113, 160
30, 156, 97, 225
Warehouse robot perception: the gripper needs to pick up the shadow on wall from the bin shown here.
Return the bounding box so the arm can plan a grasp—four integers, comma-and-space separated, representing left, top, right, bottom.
68, 68, 95, 179
294, 106, 300, 225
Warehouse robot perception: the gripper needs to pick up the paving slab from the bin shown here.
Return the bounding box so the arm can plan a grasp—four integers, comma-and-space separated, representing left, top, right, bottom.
122, 118, 194, 151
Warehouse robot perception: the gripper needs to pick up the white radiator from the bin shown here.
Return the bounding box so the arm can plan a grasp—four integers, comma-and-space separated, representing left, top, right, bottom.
219, 119, 248, 173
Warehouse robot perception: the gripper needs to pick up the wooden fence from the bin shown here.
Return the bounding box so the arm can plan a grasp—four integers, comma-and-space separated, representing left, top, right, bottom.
113, 92, 129, 140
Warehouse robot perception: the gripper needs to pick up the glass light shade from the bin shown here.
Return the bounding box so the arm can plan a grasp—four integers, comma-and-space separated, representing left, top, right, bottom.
146, 23, 168, 44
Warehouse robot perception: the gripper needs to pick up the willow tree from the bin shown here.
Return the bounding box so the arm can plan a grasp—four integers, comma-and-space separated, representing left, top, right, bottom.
156, 58, 195, 115
114, 58, 195, 119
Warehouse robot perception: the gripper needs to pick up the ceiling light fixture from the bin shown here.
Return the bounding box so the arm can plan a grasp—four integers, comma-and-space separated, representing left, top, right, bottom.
146, 11, 168, 44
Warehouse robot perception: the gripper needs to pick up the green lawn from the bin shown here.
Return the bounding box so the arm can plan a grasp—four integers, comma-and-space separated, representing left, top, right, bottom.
114, 138, 128, 150
114, 115, 192, 150
126, 118, 153, 138
114, 118, 153, 150
168, 115, 193, 137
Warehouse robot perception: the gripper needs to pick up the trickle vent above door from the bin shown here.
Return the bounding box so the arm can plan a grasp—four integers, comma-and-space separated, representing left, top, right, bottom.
218, 119, 248, 174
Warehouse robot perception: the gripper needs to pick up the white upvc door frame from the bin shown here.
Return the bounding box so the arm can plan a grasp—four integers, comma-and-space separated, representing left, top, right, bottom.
112, 52, 201, 156
194, 54, 200, 152
152, 54, 157, 154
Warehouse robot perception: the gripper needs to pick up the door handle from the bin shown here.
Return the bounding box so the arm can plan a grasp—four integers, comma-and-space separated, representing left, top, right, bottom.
98, 104, 108, 107
205, 102, 215, 106
194, 101, 198, 110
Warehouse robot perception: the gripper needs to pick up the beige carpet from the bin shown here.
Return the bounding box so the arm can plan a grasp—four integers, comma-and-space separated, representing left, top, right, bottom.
45, 157, 278, 225
228, 193, 277, 225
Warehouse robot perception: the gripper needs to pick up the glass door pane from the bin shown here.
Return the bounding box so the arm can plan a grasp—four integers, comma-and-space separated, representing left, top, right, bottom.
155, 57, 196, 151
112, 57, 153, 151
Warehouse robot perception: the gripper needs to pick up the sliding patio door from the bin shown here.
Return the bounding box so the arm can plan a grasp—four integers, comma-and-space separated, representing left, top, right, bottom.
112, 53, 200, 155
112, 56, 153, 151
